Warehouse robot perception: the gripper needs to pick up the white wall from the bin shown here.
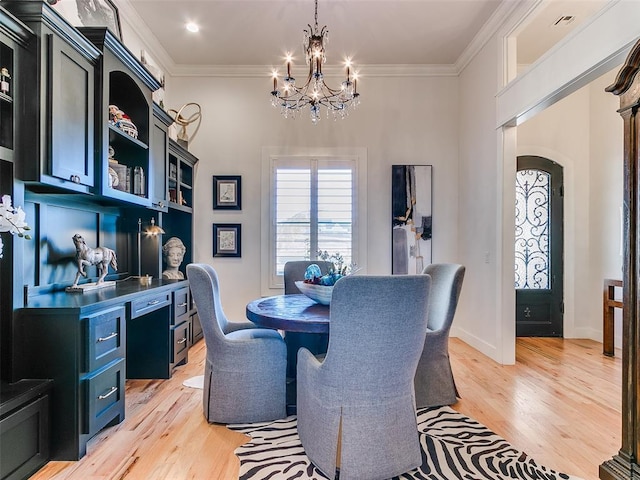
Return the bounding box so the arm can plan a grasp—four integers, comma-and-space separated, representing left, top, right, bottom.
456, 0, 635, 364
456, 35, 507, 360
112, 0, 631, 357
167, 74, 461, 320
496, 0, 640, 364
589, 70, 624, 347
517, 68, 622, 344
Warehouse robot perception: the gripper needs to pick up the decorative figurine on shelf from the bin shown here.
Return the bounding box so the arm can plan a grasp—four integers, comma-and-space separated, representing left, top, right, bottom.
108, 166, 119, 189
108, 104, 139, 139
162, 237, 186, 280
168, 103, 202, 149
0, 67, 10, 96
108, 145, 128, 192
68, 234, 118, 291
107, 145, 119, 188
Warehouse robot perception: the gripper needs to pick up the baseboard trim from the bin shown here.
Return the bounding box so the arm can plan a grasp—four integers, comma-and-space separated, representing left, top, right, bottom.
600, 453, 640, 480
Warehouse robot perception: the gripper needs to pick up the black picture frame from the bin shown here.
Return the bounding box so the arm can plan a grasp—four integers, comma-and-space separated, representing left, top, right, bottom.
213, 223, 241, 257
213, 175, 242, 210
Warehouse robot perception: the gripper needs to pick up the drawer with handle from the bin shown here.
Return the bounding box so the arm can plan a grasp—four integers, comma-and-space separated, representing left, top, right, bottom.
86, 305, 126, 372
172, 286, 190, 325
130, 292, 171, 319
82, 358, 125, 436
171, 321, 189, 368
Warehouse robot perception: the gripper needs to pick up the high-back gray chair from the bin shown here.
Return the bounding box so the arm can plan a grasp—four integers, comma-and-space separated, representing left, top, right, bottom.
283, 260, 333, 294
186, 263, 287, 424
414, 263, 465, 408
297, 275, 431, 480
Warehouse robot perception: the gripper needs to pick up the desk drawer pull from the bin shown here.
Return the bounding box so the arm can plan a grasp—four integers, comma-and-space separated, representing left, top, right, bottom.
97, 332, 118, 342
98, 386, 118, 400
147, 300, 160, 306
177, 337, 187, 344
177, 302, 188, 308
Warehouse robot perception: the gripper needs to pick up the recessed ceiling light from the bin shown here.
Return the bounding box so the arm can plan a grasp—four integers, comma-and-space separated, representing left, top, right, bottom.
186, 22, 199, 33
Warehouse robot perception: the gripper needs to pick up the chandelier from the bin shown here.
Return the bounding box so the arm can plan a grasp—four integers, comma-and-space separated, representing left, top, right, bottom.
270, 0, 360, 124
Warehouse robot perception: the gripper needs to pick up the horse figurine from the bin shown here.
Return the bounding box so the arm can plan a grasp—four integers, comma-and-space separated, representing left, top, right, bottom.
71, 234, 118, 287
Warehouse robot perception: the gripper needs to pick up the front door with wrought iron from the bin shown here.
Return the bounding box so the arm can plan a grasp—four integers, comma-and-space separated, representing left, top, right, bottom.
515, 156, 564, 337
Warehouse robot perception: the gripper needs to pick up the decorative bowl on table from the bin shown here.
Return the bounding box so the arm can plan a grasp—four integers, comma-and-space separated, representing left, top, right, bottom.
295, 281, 334, 305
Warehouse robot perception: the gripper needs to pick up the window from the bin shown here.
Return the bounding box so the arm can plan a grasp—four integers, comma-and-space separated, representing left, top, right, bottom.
261, 148, 367, 293
275, 159, 353, 275
515, 168, 550, 289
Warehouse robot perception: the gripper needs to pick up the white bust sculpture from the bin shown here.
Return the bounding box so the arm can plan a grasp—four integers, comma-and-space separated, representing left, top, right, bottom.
162, 237, 186, 280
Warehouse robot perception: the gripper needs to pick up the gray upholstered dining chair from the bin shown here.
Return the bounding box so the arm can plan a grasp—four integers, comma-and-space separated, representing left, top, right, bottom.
186, 263, 287, 424
414, 263, 465, 408
297, 274, 431, 480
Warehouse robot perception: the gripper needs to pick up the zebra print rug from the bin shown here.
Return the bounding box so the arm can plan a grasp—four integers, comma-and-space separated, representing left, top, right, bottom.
229, 406, 582, 480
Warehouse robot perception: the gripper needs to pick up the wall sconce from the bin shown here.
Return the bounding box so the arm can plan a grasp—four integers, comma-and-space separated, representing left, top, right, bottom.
136, 217, 165, 279
145, 217, 165, 236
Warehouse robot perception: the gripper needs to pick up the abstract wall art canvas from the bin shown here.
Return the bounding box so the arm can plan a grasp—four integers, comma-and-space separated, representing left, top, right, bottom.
392, 165, 432, 274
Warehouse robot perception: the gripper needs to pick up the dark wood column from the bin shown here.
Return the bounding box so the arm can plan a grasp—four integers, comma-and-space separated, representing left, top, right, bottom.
600, 39, 640, 480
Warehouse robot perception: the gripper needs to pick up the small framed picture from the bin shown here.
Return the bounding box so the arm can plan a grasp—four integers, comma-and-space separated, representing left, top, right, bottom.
213, 223, 241, 257
213, 175, 241, 210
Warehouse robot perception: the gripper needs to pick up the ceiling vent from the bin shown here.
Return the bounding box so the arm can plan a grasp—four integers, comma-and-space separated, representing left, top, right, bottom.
553, 15, 575, 26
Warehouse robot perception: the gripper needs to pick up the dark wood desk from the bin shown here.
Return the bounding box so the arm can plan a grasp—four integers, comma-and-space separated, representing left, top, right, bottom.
246, 294, 330, 413
246, 294, 330, 334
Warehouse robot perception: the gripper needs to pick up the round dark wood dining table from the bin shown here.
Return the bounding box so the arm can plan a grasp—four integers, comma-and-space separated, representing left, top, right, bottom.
245, 294, 330, 334
246, 294, 330, 414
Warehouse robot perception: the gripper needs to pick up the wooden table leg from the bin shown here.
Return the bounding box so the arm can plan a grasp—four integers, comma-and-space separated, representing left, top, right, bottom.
603, 279, 622, 357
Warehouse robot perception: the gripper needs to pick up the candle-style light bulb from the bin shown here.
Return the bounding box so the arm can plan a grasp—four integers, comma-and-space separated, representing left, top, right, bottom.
285, 53, 292, 78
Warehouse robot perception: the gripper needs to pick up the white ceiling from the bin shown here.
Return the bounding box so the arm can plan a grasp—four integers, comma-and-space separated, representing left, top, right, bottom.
516, 0, 607, 65
122, 0, 502, 67
119, 0, 608, 71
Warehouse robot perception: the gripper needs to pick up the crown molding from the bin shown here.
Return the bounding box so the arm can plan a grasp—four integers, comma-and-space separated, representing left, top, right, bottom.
170, 63, 458, 78
116, 0, 176, 75
116, 0, 524, 79
454, 0, 528, 74
358, 64, 458, 78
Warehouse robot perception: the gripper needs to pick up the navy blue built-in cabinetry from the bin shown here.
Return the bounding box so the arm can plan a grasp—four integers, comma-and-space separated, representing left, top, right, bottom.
0, 1, 199, 471
0, 4, 31, 385
0, 10, 52, 480
3, 1, 99, 194
12, 280, 190, 461
0, 379, 52, 480
79, 26, 161, 208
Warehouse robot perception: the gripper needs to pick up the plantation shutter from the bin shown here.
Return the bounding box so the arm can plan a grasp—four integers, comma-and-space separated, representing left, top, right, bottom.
273, 158, 354, 277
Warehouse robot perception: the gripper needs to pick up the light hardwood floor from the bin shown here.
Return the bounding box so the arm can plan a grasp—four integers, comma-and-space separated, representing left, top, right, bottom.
31, 337, 621, 480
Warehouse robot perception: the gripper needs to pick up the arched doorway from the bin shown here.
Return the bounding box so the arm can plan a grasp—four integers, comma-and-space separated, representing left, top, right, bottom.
515, 155, 564, 337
